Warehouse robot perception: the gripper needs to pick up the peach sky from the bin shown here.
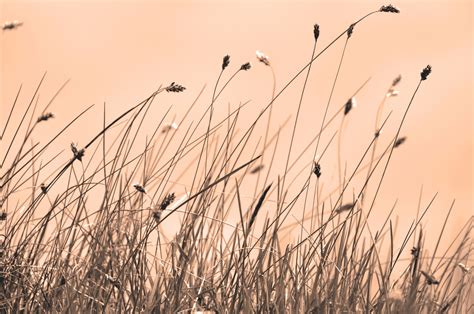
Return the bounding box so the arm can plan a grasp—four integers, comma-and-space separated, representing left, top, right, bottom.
1, 0, 472, 248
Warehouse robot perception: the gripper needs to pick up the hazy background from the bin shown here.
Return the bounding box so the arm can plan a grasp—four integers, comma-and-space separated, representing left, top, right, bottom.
1, 0, 472, 247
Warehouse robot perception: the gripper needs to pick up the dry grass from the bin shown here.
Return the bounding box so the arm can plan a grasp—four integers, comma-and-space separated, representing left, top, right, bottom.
0, 5, 472, 313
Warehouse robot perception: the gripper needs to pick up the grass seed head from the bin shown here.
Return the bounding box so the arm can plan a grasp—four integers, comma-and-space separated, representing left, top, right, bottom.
161, 122, 178, 133
240, 62, 252, 71
420, 65, 432, 81
347, 23, 355, 38
256, 50, 270, 66
37, 112, 55, 123
441, 296, 458, 312
70, 143, 85, 161
133, 183, 146, 194
394, 136, 406, 148
222, 54, 230, 70
152, 209, 162, 222
248, 183, 272, 229
344, 97, 357, 115
250, 164, 264, 174
40, 183, 48, 194
392, 74, 402, 86
386, 88, 399, 98
313, 162, 321, 178
166, 82, 186, 93
380, 4, 400, 13
160, 193, 176, 210
421, 270, 440, 285
0, 211, 6, 221
336, 202, 356, 213
2, 20, 23, 30
458, 263, 471, 274
313, 24, 320, 41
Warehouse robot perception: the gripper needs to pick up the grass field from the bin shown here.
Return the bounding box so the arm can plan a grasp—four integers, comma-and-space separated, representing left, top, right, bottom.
0, 4, 472, 313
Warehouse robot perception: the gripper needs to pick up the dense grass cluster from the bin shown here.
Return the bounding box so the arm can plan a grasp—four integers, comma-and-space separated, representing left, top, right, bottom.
0, 5, 472, 313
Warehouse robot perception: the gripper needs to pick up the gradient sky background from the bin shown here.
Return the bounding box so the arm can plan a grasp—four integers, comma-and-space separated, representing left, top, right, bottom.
1, 0, 472, 248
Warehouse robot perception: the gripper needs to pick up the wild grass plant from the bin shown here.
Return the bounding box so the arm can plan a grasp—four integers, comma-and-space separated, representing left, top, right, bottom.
0, 4, 472, 313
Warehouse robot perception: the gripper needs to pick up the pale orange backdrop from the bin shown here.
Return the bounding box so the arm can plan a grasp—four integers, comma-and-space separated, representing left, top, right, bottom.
1, 0, 472, 248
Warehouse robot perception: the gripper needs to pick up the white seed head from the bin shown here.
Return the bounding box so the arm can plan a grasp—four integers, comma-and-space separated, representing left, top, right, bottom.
256, 50, 270, 66
386, 89, 399, 98
458, 263, 471, 274
162, 122, 179, 133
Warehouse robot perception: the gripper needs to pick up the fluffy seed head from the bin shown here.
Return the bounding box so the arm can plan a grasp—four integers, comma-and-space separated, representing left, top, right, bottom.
256, 51, 270, 66
161, 122, 178, 133
386, 88, 399, 98
458, 263, 471, 274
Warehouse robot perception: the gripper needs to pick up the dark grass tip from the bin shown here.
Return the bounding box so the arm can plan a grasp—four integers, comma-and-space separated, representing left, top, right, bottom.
335, 202, 356, 214
160, 193, 175, 210
313, 24, 320, 41
0, 211, 6, 221
37, 112, 55, 123
152, 210, 162, 222
248, 183, 272, 229
313, 162, 321, 178
347, 23, 355, 38
392, 74, 402, 87
394, 136, 406, 148
222, 55, 230, 70
420, 65, 432, 81
70, 143, 85, 161
133, 183, 146, 194
441, 296, 458, 312
420, 270, 440, 285
250, 164, 264, 174
40, 183, 48, 194
344, 97, 356, 115
2, 20, 23, 31
166, 82, 186, 93
380, 4, 400, 13
240, 62, 252, 71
